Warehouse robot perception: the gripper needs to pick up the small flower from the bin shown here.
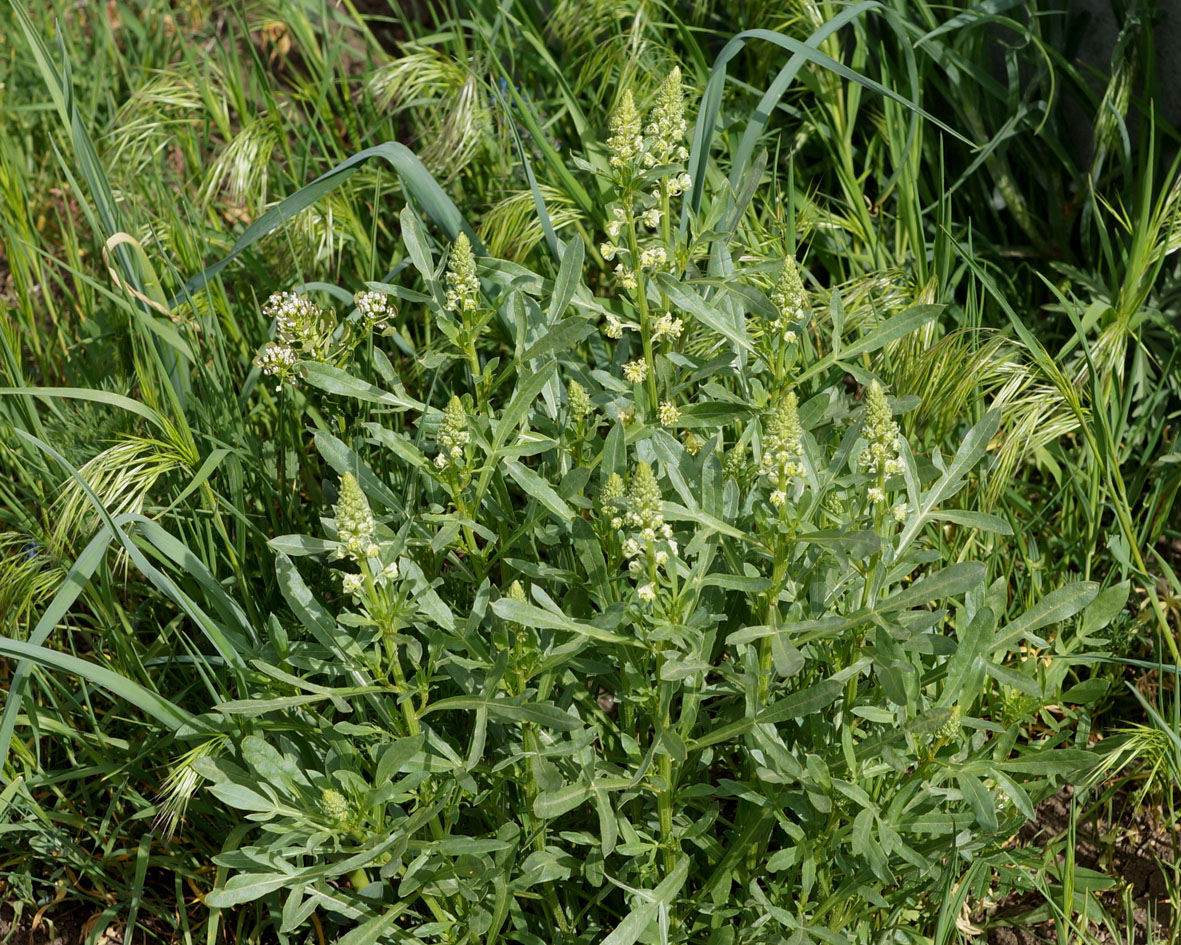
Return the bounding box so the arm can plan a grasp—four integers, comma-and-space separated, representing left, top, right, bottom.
355, 290, 393, 329
659, 401, 680, 426
892, 502, 908, 523
568, 380, 593, 420
783, 330, 797, 344
445, 233, 480, 313
683, 431, 704, 456
615, 264, 637, 291
608, 89, 643, 171
600, 242, 617, 261
859, 381, 902, 477
677, 172, 692, 191
642, 207, 662, 228
619, 405, 636, 427
637, 583, 656, 602
770, 490, 787, 507
341, 572, 364, 597
380, 560, 400, 582
623, 358, 649, 384
868, 487, 886, 504
604, 314, 625, 339
333, 472, 379, 563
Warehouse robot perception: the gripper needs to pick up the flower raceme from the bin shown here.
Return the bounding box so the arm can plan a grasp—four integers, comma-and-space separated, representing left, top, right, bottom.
860, 381, 903, 479
435, 395, 470, 469
333, 472, 379, 563
761, 390, 805, 506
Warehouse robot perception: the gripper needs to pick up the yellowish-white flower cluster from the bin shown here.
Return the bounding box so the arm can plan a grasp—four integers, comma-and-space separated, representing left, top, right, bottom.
620, 462, 677, 600
652, 312, 683, 341
333, 472, 380, 562
623, 358, 649, 384
434, 395, 470, 469
769, 257, 808, 344
355, 290, 393, 330
761, 390, 804, 506
644, 67, 689, 167
445, 233, 479, 313
859, 381, 902, 481
639, 246, 667, 269
659, 401, 680, 426
607, 90, 643, 171
604, 314, 625, 339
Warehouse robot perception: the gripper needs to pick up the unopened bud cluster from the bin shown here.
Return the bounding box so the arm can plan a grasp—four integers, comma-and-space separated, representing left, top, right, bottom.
445, 233, 480, 314
769, 257, 808, 344
761, 390, 804, 507
860, 381, 903, 484
644, 68, 689, 167
434, 396, 470, 469
333, 472, 379, 563
619, 463, 677, 603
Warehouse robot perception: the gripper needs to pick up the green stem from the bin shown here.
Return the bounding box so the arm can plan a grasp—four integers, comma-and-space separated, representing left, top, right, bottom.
624, 216, 659, 413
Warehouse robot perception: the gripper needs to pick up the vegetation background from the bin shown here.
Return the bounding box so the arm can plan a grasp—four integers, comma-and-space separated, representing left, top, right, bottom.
1, 1, 1180, 943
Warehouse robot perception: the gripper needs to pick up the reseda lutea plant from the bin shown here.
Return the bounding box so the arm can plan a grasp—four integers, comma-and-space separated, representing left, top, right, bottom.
189, 69, 1118, 944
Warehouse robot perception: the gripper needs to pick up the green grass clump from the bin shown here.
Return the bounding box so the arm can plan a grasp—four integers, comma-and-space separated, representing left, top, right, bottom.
1, 2, 1180, 943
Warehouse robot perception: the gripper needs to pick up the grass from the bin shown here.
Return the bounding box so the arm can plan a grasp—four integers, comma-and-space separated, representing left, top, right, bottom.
0, 1, 1179, 943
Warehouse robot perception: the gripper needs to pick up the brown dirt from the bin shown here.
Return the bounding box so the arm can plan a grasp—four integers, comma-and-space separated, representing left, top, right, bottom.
983, 786, 1175, 944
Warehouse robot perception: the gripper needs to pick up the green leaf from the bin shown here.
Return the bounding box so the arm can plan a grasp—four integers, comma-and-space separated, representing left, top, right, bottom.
299, 362, 421, 410
0, 637, 191, 732
504, 459, 573, 520
993, 582, 1099, 653
491, 598, 640, 646
175, 142, 476, 302
421, 696, 581, 731
600, 857, 690, 945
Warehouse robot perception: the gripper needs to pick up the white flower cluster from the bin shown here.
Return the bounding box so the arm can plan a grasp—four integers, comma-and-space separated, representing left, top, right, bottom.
254, 341, 298, 391
623, 358, 648, 384
659, 401, 680, 426
354, 290, 392, 330
265, 291, 327, 348
333, 472, 380, 563
254, 290, 335, 389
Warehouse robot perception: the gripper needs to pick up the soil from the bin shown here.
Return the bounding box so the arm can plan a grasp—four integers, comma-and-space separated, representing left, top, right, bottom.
983, 785, 1175, 944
